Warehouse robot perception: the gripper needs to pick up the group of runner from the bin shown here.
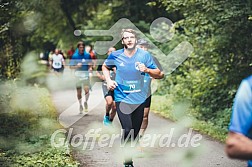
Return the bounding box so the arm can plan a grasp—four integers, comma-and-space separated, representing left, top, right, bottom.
49, 43, 96, 112
67, 29, 164, 167
49, 28, 252, 167
48, 28, 163, 166
101, 29, 163, 167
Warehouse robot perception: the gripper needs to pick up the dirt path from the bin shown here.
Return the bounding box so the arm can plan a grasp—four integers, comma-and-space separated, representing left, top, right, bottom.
50, 69, 246, 167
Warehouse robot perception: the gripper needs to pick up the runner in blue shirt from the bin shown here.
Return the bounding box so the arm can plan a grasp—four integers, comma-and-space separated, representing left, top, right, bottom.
226, 75, 252, 167
70, 41, 92, 113
102, 29, 162, 167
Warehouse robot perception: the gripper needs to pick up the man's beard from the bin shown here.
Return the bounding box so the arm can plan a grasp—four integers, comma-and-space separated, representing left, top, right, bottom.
124, 43, 136, 51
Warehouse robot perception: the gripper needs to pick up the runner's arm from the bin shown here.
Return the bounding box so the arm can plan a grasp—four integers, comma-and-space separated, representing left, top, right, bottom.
146, 68, 163, 79
88, 62, 93, 72
69, 63, 82, 69
152, 56, 164, 79
226, 79, 252, 160
96, 64, 105, 80
61, 55, 66, 67
141, 53, 164, 79
102, 64, 112, 82
92, 59, 97, 69
153, 69, 164, 79
138, 63, 162, 79
96, 70, 105, 81
69, 58, 82, 70
102, 64, 117, 90
226, 132, 252, 159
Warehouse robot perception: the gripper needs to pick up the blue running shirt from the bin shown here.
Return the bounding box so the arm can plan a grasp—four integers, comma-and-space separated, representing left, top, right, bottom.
104, 48, 157, 104
70, 51, 91, 79
229, 75, 252, 167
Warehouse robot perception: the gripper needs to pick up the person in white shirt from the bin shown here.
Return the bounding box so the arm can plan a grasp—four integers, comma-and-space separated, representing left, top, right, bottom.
50, 49, 65, 73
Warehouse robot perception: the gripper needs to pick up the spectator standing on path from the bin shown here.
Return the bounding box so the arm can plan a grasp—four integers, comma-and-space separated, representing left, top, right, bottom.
96, 47, 117, 126
136, 39, 164, 138
226, 75, 252, 167
70, 41, 93, 113
102, 29, 161, 167
50, 48, 65, 73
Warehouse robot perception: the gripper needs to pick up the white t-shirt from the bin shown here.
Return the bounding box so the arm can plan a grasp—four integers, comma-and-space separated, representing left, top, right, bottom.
51, 54, 64, 69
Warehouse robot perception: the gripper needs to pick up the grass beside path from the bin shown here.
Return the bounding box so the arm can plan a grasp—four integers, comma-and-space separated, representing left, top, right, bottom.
0, 83, 79, 167
151, 95, 228, 142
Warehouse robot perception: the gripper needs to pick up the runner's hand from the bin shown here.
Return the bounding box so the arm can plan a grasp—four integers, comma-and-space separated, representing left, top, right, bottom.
101, 75, 106, 81
77, 63, 82, 68
107, 80, 118, 90
138, 63, 148, 72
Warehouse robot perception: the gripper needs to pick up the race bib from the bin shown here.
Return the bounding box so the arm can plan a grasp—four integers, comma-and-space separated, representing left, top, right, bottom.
122, 80, 141, 93
53, 61, 62, 68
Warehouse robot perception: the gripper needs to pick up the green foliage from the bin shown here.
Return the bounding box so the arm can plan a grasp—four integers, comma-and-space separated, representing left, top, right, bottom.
0, 82, 78, 166
1, 0, 251, 143
151, 0, 252, 129
0, 146, 78, 167
1, 0, 169, 78
151, 95, 229, 142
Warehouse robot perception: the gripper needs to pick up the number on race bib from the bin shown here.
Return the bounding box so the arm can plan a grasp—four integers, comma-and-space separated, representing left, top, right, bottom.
129, 84, 135, 89
122, 80, 141, 93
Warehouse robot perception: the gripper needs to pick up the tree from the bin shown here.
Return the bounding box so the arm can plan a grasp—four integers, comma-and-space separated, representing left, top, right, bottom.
151, 0, 252, 125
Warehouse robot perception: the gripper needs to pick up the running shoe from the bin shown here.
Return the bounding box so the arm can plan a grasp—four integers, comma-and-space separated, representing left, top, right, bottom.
84, 102, 88, 112
79, 105, 84, 114
103, 115, 111, 126
123, 162, 134, 167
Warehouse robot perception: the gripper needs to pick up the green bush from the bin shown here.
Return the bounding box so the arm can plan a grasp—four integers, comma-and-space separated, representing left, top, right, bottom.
0, 82, 79, 166
151, 94, 230, 142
